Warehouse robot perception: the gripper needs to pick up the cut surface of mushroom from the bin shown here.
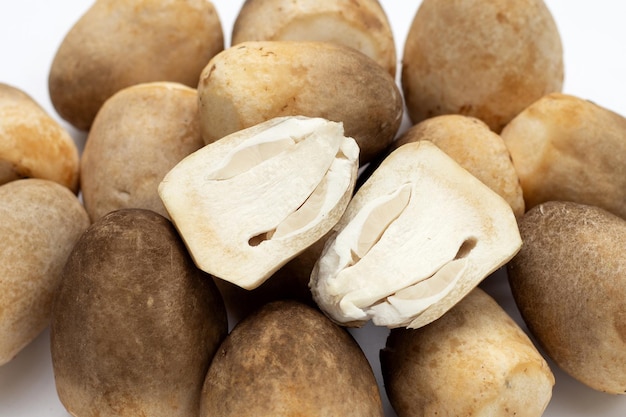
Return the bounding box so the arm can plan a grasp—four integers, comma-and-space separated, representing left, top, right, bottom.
159, 116, 359, 290
310, 141, 521, 329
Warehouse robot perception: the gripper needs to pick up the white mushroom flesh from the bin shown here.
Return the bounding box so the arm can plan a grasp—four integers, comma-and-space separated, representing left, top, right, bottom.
310, 140, 521, 329
159, 116, 359, 290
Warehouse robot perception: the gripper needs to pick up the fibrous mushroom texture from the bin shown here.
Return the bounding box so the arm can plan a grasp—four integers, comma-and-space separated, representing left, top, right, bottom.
310, 140, 521, 329
159, 116, 359, 290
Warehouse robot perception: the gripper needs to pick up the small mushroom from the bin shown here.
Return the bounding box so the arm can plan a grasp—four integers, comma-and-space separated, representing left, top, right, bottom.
508, 201, 626, 394
199, 300, 384, 417
0, 179, 89, 365
51, 209, 228, 417
310, 140, 521, 329
231, 0, 397, 77
159, 116, 359, 290
0, 83, 79, 192
381, 288, 554, 417
48, 0, 224, 131
80, 82, 205, 222
401, 0, 563, 132
196, 40, 403, 164
501, 93, 626, 219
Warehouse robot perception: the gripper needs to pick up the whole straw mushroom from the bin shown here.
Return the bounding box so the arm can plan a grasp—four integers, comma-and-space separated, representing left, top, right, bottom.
0, 179, 89, 365
48, 0, 224, 131
0, 83, 79, 192
231, 0, 397, 77
310, 141, 522, 329
401, 0, 563, 132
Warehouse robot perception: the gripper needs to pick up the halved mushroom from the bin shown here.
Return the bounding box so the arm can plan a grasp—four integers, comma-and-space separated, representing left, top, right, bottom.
310, 140, 521, 328
159, 116, 359, 290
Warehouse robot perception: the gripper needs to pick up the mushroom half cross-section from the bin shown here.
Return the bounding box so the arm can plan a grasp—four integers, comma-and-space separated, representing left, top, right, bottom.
310, 140, 522, 329
159, 116, 359, 290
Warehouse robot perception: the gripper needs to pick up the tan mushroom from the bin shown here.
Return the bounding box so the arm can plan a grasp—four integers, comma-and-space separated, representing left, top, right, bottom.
0, 83, 79, 192
381, 288, 554, 417
501, 92, 626, 219
231, 0, 397, 77
196, 40, 403, 164
393, 115, 525, 218
401, 0, 563, 132
0, 179, 89, 365
80, 82, 205, 222
508, 201, 626, 394
48, 0, 224, 131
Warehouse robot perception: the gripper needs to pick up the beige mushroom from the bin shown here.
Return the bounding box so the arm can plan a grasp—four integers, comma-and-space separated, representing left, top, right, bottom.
159, 116, 359, 290
197, 40, 403, 164
381, 288, 554, 417
501, 92, 626, 219
0, 83, 79, 192
199, 300, 384, 417
508, 201, 626, 394
48, 0, 224, 131
0, 179, 89, 365
310, 140, 521, 329
231, 0, 397, 77
80, 82, 205, 222
401, 0, 563, 132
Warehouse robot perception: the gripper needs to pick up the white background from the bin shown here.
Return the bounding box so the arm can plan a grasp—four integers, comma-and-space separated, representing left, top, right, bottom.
1, 1, 626, 416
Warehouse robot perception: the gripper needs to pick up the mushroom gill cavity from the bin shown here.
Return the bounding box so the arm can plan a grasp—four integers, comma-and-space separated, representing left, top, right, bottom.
248, 142, 355, 247
205, 117, 328, 181
367, 237, 477, 327
346, 182, 412, 266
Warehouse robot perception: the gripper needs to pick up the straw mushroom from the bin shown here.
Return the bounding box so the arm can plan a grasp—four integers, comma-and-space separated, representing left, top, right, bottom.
231, 0, 396, 77
159, 116, 359, 290
508, 201, 626, 394
0, 83, 79, 192
401, 0, 563, 132
48, 0, 224, 130
393, 115, 525, 218
310, 140, 521, 329
381, 288, 554, 417
80, 82, 205, 222
51, 209, 228, 417
501, 93, 626, 219
197, 41, 402, 164
0, 179, 89, 365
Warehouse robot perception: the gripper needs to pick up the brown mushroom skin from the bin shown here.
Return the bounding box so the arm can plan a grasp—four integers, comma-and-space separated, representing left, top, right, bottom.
199, 300, 384, 417
507, 201, 626, 394
48, 0, 224, 131
0, 179, 89, 365
501, 93, 626, 219
401, 0, 563, 132
381, 288, 554, 417
80, 82, 205, 222
197, 41, 403, 164
51, 209, 228, 417
0, 83, 80, 192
